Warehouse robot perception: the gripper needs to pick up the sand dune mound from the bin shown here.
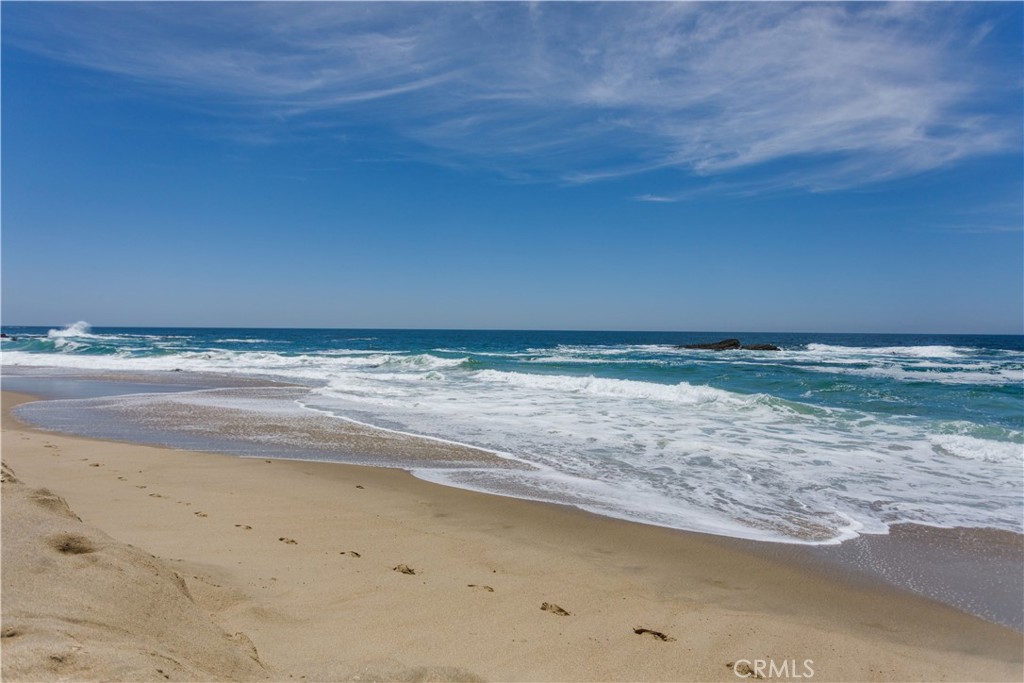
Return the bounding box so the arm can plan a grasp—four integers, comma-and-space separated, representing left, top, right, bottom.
1, 462, 268, 682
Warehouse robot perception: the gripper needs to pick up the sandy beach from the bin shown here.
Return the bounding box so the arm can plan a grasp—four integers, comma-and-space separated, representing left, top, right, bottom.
2, 390, 1022, 682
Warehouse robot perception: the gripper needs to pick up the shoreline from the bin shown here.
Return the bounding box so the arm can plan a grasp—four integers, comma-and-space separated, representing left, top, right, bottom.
6, 369, 1024, 630
2, 388, 1022, 681
8, 366, 1021, 537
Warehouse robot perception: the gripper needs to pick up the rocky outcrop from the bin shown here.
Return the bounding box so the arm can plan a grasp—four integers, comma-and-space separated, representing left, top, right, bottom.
678, 339, 780, 351
682, 338, 742, 350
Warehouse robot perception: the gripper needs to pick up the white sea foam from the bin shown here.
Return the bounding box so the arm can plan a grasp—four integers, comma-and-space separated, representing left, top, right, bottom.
433, 348, 537, 358
804, 343, 970, 358
300, 362, 1022, 543
526, 355, 663, 365
794, 363, 1023, 386
548, 344, 682, 357
383, 354, 469, 370
321, 349, 402, 356
474, 369, 747, 406
2, 346, 464, 377
47, 321, 94, 339
45, 321, 98, 350
929, 434, 1024, 464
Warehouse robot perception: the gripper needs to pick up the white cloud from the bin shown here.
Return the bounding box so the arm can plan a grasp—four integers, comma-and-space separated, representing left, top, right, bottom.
633, 194, 677, 203
5, 2, 1020, 193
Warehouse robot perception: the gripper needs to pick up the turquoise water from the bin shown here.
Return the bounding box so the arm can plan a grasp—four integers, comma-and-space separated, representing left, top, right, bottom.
3, 323, 1022, 544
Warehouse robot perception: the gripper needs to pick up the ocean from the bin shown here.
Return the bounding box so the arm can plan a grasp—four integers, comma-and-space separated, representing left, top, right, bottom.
3, 323, 1022, 546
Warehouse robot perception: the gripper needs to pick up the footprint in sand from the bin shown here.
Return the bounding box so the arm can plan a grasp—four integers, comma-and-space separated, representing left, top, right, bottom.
634, 627, 676, 642
135, 485, 147, 489
148, 493, 165, 499
117, 477, 127, 481
468, 584, 494, 592
340, 550, 361, 557
235, 524, 253, 530
541, 602, 571, 616
278, 537, 298, 545
355, 485, 365, 489
88, 463, 102, 467
393, 564, 416, 575
194, 512, 208, 518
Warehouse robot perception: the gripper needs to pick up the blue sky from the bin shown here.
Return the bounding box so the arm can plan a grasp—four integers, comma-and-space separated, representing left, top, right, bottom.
2, 1, 1021, 333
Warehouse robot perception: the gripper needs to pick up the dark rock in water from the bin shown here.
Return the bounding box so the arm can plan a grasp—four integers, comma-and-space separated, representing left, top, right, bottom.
677, 338, 780, 351
681, 338, 742, 350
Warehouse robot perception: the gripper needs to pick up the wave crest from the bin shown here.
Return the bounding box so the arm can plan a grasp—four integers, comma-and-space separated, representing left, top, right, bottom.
47, 320, 94, 342
474, 369, 747, 406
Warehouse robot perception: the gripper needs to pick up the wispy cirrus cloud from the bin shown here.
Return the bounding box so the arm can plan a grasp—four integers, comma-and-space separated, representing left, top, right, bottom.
931, 199, 1024, 234
633, 194, 678, 204
5, 2, 1020, 193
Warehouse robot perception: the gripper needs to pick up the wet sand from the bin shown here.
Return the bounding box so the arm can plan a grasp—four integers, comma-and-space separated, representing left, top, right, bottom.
2, 390, 1022, 681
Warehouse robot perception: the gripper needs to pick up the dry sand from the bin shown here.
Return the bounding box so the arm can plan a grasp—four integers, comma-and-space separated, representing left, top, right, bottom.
2, 391, 1022, 682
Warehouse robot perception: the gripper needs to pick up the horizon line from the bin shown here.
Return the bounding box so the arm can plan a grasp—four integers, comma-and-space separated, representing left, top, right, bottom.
2, 323, 1022, 337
